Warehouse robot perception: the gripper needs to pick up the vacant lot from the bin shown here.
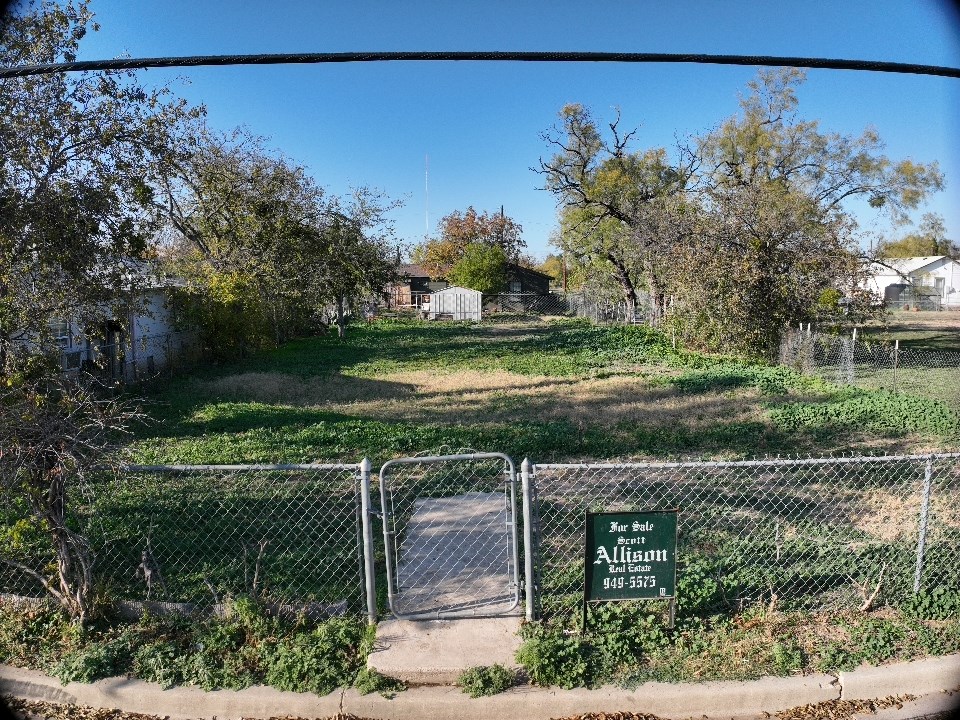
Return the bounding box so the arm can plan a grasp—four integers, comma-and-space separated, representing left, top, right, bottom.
132, 319, 959, 465
862, 309, 960, 352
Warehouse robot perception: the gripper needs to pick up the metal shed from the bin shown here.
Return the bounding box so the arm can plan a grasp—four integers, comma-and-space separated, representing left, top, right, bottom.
427, 286, 482, 321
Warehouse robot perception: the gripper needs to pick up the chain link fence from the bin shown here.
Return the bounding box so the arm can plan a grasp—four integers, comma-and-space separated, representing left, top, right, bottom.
780, 328, 960, 410
379, 454, 520, 619
3, 454, 958, 623
529, 454, 960, 623
480, 292, 648, 324
61, 331, 202, 385
0, 463, 367, 618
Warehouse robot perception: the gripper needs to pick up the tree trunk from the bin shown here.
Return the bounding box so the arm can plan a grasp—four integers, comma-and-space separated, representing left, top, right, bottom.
33, 464, 94, 623
336, 296, 347, 338
607, 254, 638, 321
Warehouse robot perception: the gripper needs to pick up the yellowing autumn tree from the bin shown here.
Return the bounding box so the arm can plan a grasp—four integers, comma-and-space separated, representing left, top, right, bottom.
412, 206, 524, 277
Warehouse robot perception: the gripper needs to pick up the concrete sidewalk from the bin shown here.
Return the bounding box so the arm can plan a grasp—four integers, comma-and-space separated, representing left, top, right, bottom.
2, 654, 959, 720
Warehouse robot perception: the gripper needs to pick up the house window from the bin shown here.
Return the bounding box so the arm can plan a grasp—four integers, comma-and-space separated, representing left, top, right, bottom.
51, 320, 71, 348
509, 281, 522, 293
935, 277, 945, 296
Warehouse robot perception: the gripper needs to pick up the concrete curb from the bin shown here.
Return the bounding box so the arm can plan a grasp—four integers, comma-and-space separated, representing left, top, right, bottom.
838, 652, 960, 700
0, 658, 955, 720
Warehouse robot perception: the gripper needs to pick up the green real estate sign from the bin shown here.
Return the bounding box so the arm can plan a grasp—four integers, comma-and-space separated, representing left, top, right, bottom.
584, 510, 678, 602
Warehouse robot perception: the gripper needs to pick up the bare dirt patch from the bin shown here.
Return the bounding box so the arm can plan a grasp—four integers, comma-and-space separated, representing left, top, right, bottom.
879, 310, 960, 332
338, 369, 765, 428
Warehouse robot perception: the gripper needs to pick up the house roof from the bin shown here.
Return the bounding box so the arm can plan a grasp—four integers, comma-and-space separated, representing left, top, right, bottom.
399, 263, 431, 278
875, 256, 949, 275
507, 263, 553, 280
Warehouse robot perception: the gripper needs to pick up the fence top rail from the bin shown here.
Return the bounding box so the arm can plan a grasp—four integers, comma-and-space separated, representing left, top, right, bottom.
120, 463, 361, 472
532, 452, 960, 471
378, 452, 517, 482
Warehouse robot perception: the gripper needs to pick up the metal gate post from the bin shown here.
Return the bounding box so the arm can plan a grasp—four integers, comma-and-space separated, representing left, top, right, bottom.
913, 456, 935, 593
521, 458, 536, 621
359, 458, 378, 624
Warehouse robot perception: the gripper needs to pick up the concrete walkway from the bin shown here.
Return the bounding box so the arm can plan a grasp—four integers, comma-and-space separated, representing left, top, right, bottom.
390, 492, 518, 618
2, 654, 959, 720
367, 617, 522, 684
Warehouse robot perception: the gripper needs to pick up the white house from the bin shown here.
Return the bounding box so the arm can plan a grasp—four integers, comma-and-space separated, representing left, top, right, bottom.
864, 256, 960, 310
55, 279, 197, 382
426, 286, 483, 322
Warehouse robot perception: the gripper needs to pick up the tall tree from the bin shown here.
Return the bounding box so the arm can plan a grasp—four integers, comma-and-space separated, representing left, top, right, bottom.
0, 0, 194, 621
158, 129, 401, 345
681, 68, 944, 356
311, 189, 402, 338
876, 213, 957, 259
447, 243, 508, 294
412, 206, 524, 277
538, 104, 695, 322
0, 0, 203, 375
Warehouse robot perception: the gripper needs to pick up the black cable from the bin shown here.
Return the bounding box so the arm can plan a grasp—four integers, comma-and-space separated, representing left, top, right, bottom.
1, 51, 959, 79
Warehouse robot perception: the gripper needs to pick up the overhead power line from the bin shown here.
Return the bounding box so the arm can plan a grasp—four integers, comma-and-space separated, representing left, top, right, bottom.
1, 51, 959, 79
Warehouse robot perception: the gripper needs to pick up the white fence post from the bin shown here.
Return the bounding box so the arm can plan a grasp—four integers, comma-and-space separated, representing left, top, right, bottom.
521, 457, 536, 621
359, 457, 378, 624
913, 456, 934, 593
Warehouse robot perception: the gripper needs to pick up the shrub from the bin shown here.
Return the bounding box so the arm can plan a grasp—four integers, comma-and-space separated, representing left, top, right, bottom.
515, 624, 590, 689
899, 587, 960, 621
456, 664, 516, 698
261, 617, 369, 696
52, 633, 134, 684
354, 667, 407, 697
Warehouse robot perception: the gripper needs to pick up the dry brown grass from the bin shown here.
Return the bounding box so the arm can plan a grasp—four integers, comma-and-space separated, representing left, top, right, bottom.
852, 490, 922, 542
879, 310, 960, 332
196, 368, 770, 430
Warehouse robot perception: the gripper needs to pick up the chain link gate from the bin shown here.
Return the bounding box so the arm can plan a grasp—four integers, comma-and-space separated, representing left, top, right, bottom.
377, 453, 521, 619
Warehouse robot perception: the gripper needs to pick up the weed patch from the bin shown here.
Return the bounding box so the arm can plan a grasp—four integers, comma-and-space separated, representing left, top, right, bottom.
354, 667, 407, 697
456, 664, 516, 697
0, 597, 372, 694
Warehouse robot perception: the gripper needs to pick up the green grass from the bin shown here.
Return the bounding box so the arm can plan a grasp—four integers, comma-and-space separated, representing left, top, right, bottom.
130, 319, 959, 466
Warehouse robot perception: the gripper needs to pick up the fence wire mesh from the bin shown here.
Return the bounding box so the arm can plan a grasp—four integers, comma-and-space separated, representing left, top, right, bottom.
480, 292, 647, 324
530, 454, 960, 623
779, 328, 960, 410
0, 464, 367, 617
380, 455, 519, 618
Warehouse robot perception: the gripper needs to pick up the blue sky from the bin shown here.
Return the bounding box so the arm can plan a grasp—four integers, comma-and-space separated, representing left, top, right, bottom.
70, 0, 960, 260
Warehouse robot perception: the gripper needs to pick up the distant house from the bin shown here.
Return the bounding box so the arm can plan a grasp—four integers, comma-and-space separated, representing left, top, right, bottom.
386, 262, 551, 308
504, 264, 552, 295
53, 274, 197, 382
864, 256, 960, 310
386, 264, 449, 309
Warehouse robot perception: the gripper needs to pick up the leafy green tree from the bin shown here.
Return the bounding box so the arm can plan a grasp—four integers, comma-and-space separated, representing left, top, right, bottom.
159, 129, 331, 351
538, 104, 695, 322
310, 191, 402, 338
0, 0, 204, 622
538, 254, 566, 288
446, 243, 508, 294
876, 213, 957, 259
0, 0, 203, 376
412, 207, 524, 278
543, 72, 945, 357
160, 131, 401, 345
678, 68, 944, 356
